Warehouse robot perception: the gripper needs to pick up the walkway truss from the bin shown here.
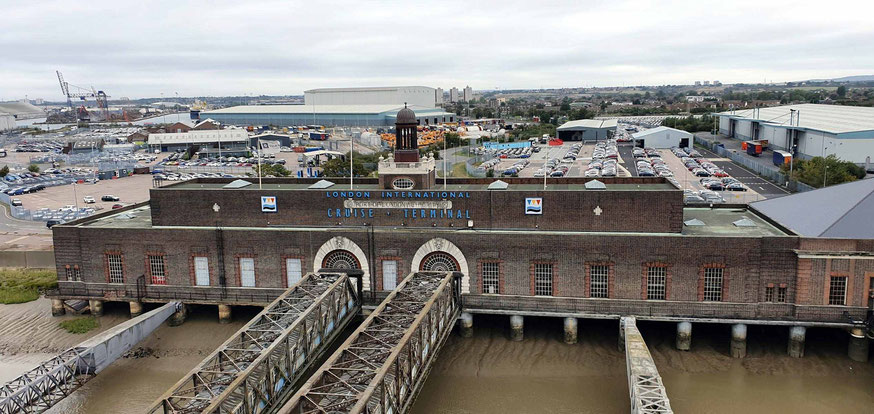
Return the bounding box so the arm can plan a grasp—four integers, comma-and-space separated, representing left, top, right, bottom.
149, 272, 360, 414
622, 316, 673, 414
279, 271, 461, 414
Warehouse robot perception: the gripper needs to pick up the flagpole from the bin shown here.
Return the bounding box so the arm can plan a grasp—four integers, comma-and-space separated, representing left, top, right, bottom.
257, 136, 262, 189
350, 134, 354, 189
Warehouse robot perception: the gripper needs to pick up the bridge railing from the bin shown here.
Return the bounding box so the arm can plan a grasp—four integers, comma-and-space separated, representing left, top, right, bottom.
279, 271, 461, 414
148, 272, 360, 414
622, 316, 673, 414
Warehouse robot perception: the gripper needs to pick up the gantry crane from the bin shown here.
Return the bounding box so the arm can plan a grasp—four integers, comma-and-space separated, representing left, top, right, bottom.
56, 70, 110, 121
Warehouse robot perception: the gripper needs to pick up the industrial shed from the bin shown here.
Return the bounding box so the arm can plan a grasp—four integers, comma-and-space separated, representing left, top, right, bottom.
632, 126, 692, 149
715, 103, 874, 166
200, 104, 455, 128
556, 119, 617, 141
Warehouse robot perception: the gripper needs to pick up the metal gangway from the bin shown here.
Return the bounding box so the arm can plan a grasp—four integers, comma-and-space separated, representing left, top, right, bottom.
621, 316, 673, 414
0, 302, 180, 414
278, 271, 461, 414
149, 271, 361, 413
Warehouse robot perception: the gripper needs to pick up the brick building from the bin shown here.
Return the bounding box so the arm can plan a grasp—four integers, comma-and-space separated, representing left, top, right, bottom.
49, 109, 874, 330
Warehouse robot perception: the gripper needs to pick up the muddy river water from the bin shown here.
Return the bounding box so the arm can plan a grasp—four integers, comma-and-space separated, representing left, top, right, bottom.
1, 302, 872, 413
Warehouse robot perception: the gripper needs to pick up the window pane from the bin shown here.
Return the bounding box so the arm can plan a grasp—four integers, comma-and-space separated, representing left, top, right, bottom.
703, 267, 723, 302
382, 260, 398, 290
107, 254, 124, 283
286, 258, 302, 287
240, 258, 255, 287
149, 255, 166, 285
777, 287, 787, 303
765, 286, 774, 302
828, 276, 847, 305
534, 263, 553, 296
194, 257, 210, 286
646, 267, 666, 300
590, 265, 609, 298
482, 262, 499, 294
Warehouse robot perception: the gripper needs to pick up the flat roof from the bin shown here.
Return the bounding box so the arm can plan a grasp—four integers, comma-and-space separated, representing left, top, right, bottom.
632, 126, 692, 139
557, 119, 618, 130
305, 86, 434, 93
715, 103, 874, 135
203, 104, 446, 116
681, 208, 786, 237
165, 181, 677, 192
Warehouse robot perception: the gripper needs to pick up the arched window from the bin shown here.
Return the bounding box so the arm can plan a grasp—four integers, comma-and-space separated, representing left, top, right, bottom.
420, 252, 460, 272
322, 250, 360, 270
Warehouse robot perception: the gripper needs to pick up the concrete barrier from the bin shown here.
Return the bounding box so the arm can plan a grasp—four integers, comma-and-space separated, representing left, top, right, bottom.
0, 250, 56, 268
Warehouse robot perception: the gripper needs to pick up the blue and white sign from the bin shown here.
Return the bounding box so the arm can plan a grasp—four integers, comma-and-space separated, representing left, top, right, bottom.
525, 197, 542, 215
261, 196, 277, 213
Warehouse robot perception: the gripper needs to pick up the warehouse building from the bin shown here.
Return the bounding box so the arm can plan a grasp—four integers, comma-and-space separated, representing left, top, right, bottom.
200, 104, 456, 128
556, 119, 618, 141
0, 101, 45, 119
47, 107, 874, 350
304, 86, 437, 108
147, 128, 249, 155
0, 113, 14, 131
632, 126, 692, 149
715, 103, 874, 165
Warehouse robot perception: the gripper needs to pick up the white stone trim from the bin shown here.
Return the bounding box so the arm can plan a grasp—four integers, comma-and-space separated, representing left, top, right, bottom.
313, 236, 371, 291
411, 238, 470, 293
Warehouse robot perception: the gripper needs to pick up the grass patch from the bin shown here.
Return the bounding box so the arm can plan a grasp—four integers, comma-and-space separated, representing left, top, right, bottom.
0, 269, 58, 304
60, 317, 99, 334
451, 162, 472, 178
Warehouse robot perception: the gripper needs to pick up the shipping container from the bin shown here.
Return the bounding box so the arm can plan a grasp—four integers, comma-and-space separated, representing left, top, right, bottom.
746, 142, 763, 156
772, 150, 792, 166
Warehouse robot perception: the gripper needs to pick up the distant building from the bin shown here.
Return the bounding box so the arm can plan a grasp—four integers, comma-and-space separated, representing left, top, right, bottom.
435, 88, 444, 105
694, 81, 702, 86
632, 126, 692, 149
463, 86, 472, 102
449, 87, 459, 103
201, 104, 456, 128
147, 128, 249, 155
304, 86, 436, 108
63, 139, 105, 155
703, 81, 711, 85
556, 119, 617, 141
713, 81, 722, 86
0, 113, 16, 131
0, 101, 44, 120
685, 96, 716, 103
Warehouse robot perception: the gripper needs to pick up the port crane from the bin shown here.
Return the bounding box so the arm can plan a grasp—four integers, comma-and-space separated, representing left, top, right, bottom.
56, 70, 110, 121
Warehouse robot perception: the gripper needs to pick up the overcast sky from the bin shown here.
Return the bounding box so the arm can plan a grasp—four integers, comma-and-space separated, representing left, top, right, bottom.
2, 0, 873, 100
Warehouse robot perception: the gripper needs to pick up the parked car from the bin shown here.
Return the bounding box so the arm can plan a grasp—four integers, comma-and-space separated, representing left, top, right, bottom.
10, 198, 22, 206
83, 196, 96, 204
725, 182, 747, 191
46, 219, 63, 228
111, 203, 124, 209
101, 195, 120, 202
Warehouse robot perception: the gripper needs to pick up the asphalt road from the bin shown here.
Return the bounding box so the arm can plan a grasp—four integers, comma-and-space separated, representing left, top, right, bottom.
695, 146, 791, 198
617, 143, 639, 177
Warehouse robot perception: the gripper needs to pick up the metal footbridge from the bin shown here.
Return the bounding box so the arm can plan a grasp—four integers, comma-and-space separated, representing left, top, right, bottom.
278, 271, 461, 414
149, 271, 361, 413
622, 316, 673, 414
0, 302, 180, 414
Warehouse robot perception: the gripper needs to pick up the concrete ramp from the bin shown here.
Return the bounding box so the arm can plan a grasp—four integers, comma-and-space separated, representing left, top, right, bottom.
0, 302, 179, 413
621, 316, 673, 414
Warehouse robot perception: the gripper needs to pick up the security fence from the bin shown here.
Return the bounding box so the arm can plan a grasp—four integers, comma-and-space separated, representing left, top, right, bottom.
694, 136, 814, 193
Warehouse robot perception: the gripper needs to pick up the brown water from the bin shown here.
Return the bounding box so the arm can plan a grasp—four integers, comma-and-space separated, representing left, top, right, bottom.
411, 316, 874, 414
2, 302, 873, 413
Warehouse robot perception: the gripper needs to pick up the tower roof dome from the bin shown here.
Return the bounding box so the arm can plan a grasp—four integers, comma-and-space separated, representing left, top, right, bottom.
396, 105, 416, 124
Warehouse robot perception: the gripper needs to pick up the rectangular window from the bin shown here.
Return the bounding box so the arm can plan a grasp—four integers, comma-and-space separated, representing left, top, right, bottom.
482, 262, 500, 294
765, 286, 775, 302
777, 287, 787, 303
590, 265, 609, 298
646, 266, 666, 300
149, 255, 167, 285
286, 258, 302, 287
194, 257, 210, 286
65, 266, 73, 281
382, 260, 398, 291
828, 276, 847, 305
534, 263, 553, 296
703, 267, 724, 302
73, 266, 81, 281
107, 254, 124, 283
240, 258, 255, 287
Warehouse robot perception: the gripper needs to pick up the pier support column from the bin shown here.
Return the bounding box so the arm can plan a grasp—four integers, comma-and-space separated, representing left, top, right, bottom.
730, 323, 747, 358
89, 299, 104, 317
129, 301, 143, 318
676, 321, 692, 351
218, 304, 232, 324
563, 317, 578, 344
459, 312, 473, 338
848, 327, 869, 362
788, 326, 806, 358
168, 304, 187, 327
51, 299, 65, 317
509, 315, 524, 342
619, 318, 627, 351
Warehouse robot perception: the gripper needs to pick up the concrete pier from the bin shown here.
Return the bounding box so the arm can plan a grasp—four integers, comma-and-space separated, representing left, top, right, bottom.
788, 326, 806, 358
168, 304, 187, 327
848, 327, 869, 362
563, 317, 578, 344
129, 301, 143, 318
218, 304, 232, 324
459, 312, 473, 338
730, 323, 747, 358
676, 321, 692, 351
89, 300, 104, 317
509, 315, 524, 341
51, 299, 65, 317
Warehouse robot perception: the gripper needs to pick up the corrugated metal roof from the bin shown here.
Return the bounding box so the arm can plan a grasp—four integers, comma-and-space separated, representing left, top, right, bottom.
305, 86, 434, 93
203, 104, 448, 116
751, 178, 874, 238
715, 103, 874, 135
632, 126, 692, 139
557, 119, 618, 130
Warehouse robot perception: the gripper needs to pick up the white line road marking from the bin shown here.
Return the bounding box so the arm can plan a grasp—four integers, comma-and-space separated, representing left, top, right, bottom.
4, 235, 28, 244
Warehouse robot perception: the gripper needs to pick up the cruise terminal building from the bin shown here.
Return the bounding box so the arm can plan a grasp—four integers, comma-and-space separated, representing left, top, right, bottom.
48, 107, 874, 359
